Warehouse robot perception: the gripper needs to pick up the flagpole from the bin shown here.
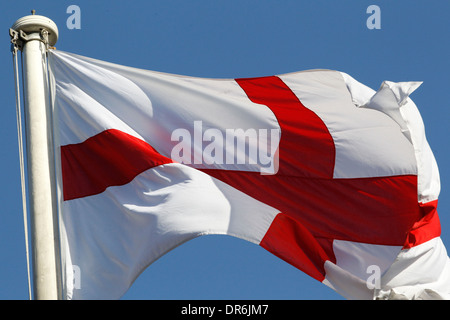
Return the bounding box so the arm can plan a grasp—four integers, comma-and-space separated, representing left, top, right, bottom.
10, 12, 61, 300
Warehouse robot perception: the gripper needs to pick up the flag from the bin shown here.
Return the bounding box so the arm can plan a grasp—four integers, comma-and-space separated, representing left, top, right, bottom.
48, 50, 450, 300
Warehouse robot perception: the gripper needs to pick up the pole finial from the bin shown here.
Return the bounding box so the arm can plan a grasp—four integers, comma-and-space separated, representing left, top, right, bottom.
11, 14, 59, 47
31, 10, 36, 15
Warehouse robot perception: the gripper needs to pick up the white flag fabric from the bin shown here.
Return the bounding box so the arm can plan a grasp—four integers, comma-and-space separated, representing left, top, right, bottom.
48, 50, 450, 300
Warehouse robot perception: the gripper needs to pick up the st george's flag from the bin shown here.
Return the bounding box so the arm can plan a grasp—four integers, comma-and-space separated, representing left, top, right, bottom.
48, 50, 450, 300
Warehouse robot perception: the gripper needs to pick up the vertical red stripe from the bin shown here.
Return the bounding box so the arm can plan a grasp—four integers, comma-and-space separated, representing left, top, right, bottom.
234, 76, 336, 280
203, 76, 338, 280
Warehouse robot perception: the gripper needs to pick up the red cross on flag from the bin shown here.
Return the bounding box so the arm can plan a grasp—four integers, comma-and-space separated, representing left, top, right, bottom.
49, 50, 449, 300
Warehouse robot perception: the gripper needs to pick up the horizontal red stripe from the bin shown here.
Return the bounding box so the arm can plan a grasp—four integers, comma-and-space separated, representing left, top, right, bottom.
61, 129, 173, 200
202, 168, 421, 280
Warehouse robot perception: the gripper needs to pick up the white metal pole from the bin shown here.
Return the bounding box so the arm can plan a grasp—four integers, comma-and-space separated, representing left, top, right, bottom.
11, 13, 60, 300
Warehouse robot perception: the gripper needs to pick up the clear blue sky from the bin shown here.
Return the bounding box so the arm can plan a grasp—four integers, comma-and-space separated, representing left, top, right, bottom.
1, 1, 449, 300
